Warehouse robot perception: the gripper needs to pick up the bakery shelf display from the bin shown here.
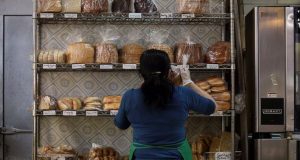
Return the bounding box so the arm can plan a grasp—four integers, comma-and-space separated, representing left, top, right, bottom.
33, 0, 238, 159
36, 13, 231, 25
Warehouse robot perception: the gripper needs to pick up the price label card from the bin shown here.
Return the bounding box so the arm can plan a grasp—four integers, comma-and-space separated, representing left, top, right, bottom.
181, 14, 195, 18
129, 13, 142, 19
72, 64, 85, 69
100, 64, 113, 69
64, 13, 78, 18
207, 64, 219, 69
43, 110, 56, 116
160, 13, 173, 18
42, 64, 56, 69
63, 111, 77, 116
110, 110, 118, 116
40, 13, 54, 18
123, 64, 137, 70
86, 111, 98, 116
57, 157, 66, 160
215, 152, 231, 160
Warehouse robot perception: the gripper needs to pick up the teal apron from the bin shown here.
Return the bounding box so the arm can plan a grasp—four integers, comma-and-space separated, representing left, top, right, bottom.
129, 138, 192, 160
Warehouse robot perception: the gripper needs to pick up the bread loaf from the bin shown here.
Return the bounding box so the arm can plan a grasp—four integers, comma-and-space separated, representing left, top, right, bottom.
207, 77, 225, 87
103, 96, 122, 103
216, 101, 231, 111
103, 103, 120, 111
82, 0, 108, 13
134, 0, 158, 13
211, 86, 227, 93
38, 0, 62, 13
67, 42, 95, 64
121, 44, 144, 64
175, 43, 203, 64
177, 0, 208, 14
210, 92, 231, 101
62, 0, 81, 13
148, 44, 174, 63
89, 147, 119, 160
112, 0, 131, 13
58, 97, 82, 110
39, 96, 58, 110
206, 41, 231, 64
38, 50, 66, 63
209, 132, 232, 160
84, 97, 101, 104
95, 43, 118, 64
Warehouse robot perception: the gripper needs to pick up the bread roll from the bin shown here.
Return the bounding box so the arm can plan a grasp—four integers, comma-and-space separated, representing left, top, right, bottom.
82, 0, 108, 13
206, 41, 231, 64
103, 96, 122, 103
58, 98, 73, 110
38, 51, 44, 63
58, 51, 66, 63
38, 0, 62, 13
103, 103, 120, 110
207, 77, 225, 87
216, 101, 231, 111
42, 51, 49, 63
148, 44, 174, 63
39, 96, 58, 110
121, 44, 144, 64
175, 43, 203, 64
72, 98, 82, 110
67, 42, 95, 64
84, 97, 101, 104
177, 0, 208, 14
62, 0, 81, 13
211, 86, 227, 93
210, 91, 231, 101
134, 0, 158, 13
48, 52, 55, 63
53, 50, 59, 63
95, 43, 118, 64
195, 80, 210, 90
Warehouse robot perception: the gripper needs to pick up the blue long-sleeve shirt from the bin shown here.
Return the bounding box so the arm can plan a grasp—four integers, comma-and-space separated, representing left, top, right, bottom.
114, 86, 215, 159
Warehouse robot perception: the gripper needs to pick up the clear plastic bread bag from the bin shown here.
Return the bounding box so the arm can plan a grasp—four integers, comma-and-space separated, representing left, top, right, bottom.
205, 41, 231, 64
112, 0, 132, 13
38, 0, 62, 13
82, 0, 109, 14
95, 28, 120, 64
148, 29, 174, 62
62, 0, 81, 13
121, 30, 145, 64
177, 0, 209, 14
134, 0, 158, 13
175, 34, 203, 64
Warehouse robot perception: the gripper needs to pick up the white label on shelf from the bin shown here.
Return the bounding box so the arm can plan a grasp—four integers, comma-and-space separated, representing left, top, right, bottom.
110, 110, 118, 116
123, 64, 137, 69
267, 93, 278, 98
57, 158, 65, 160
100, 64, 113, 69
207, 64, 219, 69
43, 110, 56, 116
40, 13, 54, 18
86, 111, 98, 116
64, 13, 78, 18
72, 64, 85, 69
42, 64, 56, 69
160, 13, 173, 18
129, 13, 142, 18
62, 111, 77, 116
215, 152, 231, 160
181, 14, 195, 18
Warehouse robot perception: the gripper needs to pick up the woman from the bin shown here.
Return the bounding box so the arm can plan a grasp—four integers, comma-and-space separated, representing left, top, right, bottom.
114, 49, 218, 160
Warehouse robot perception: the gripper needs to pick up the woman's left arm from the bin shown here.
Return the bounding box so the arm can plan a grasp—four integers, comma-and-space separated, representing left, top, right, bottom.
114, 91, 131, 130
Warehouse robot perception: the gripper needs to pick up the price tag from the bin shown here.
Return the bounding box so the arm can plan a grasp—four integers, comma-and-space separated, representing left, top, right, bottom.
40, 13, 54, 18
72, 64, 85, 69
63, 111, 77, 116
86, 111, 98, 116
123, 64, 137, 70
57, 157, 66, 160
100, 64, 113, 69
129, 13, 142, 19
215, 152, 231, 160
267, 93, 278, 98
207, 64, 219, 69
160, 13, 173, 18
181, 14, 195, 18
64, 13, 78, 18
42, 64, 57, 69
43, 110, 56, 116
110, 110, 118, 116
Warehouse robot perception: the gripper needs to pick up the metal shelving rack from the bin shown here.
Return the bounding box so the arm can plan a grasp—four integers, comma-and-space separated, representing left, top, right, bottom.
32, 0, 237, 159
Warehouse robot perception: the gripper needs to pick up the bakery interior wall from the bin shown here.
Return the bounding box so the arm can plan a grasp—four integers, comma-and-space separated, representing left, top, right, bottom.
0, 0, 34, 159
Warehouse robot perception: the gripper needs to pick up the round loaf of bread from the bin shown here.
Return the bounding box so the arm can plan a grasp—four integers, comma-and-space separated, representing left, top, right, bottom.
211, 86, 227, 93
207, 77, 225, 87
195, 80, 210, 90
216, 101, 231, 111
67, 42, 95, 64
210, 91, 231, 101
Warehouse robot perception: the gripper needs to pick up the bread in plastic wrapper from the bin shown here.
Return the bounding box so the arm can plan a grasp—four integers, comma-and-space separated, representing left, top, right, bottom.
205, 41, 231, 64
62, 0, 81, 13
134, 0, 158, 13
66, 42, 95, 64
39, 95, 58, 110
95, 43, 118, 64
121, 44, 144, 63
177, 0, 209, 14
58, 97, 82, 110
38, 50, 66, 63
208, 132, 233, 160
38, 0, 62, 13
112, 0, 132, 13
82, 0, 109, 13
175, 43, 203, 64
89, 146, 119, 160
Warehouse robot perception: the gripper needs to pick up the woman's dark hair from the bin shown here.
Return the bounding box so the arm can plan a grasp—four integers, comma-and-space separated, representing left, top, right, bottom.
139, 49, 174, 107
